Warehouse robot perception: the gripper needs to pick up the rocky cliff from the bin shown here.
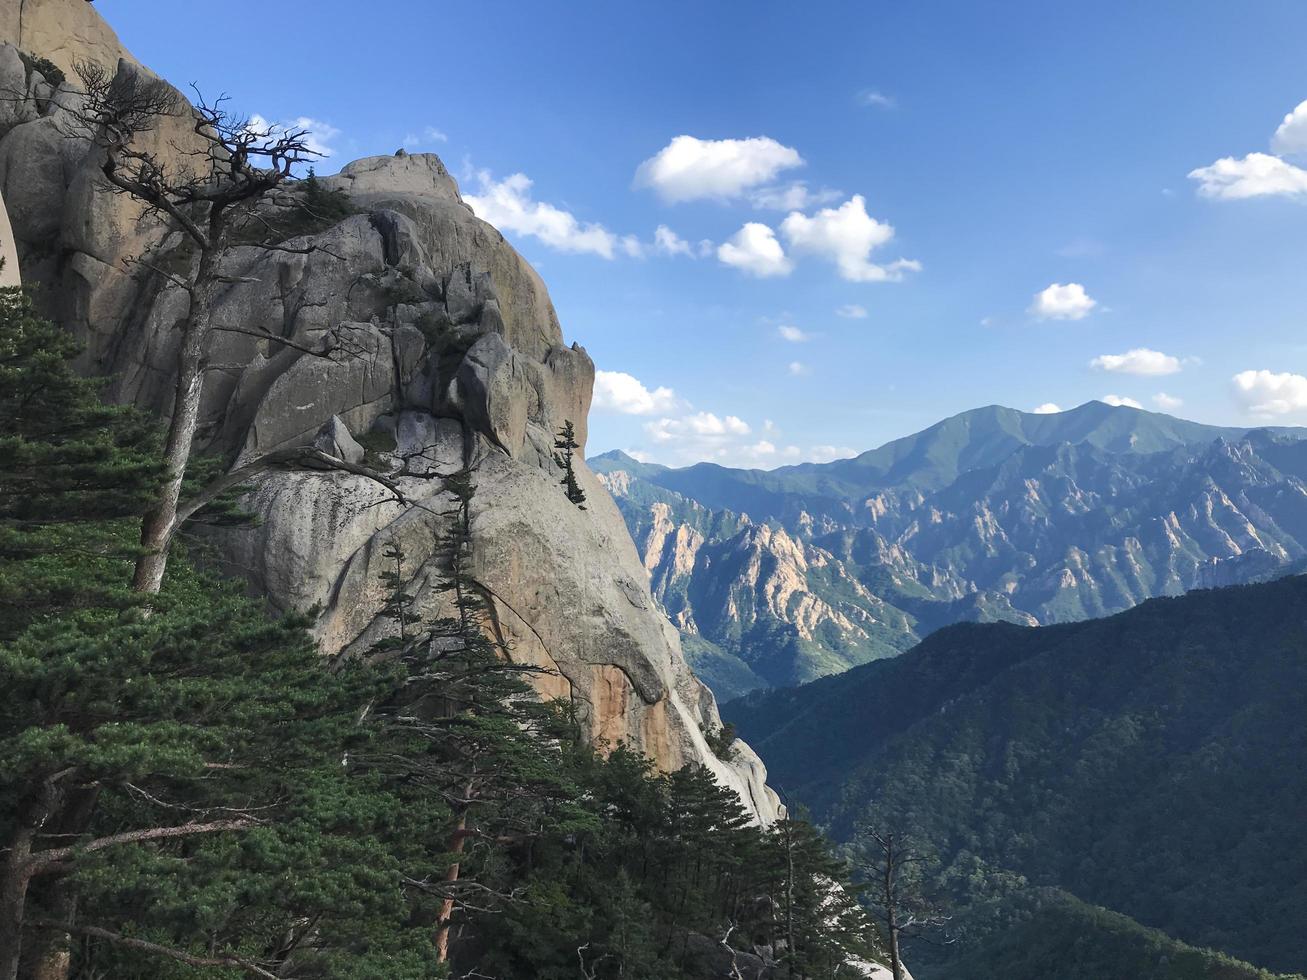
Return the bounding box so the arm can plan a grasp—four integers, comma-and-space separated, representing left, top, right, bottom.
593, 404, 1307, 698
0, 0, 778, 821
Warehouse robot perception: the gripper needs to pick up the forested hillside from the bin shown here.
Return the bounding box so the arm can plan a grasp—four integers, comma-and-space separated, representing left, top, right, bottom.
725, 575, 1307, 977
0, 286, 886, 977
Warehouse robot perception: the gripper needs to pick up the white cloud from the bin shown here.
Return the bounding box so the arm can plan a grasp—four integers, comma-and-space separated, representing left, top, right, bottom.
835, 304, 868, 319
1153, 392, 1184, 411
593, 370, 679, 415
403, 125, 448, 147
465, 171, 619, 258
634, 135, 804, 203
1090, 347, 1182, 376
717, 222, 792, 277
632, 414, 857, 468
645, 411, 751, 445
620, 235, 645, 259
859, 90, 897, 109
808, 444, 857, 463
1232, 369, 1307, 415
1102, 394, 1143, 409
777, 324, 810, 342
1272, 100, 1307, 159
1032, 403, 1063, 414
1188, 152, 1307, 200
624, 448, 654, 464
788, 361, 810, 376
249, 114, 341, 159
1029, 282, 1097, 321
751, 182, 842, 211
654, 225, 694, 257
780, 195, 919, 283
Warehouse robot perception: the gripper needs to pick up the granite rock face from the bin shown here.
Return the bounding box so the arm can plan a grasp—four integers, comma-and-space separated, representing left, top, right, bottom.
0, 19, 779, 820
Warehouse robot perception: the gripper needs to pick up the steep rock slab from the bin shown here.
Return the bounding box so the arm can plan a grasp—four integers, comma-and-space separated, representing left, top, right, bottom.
0, 28, 778, 819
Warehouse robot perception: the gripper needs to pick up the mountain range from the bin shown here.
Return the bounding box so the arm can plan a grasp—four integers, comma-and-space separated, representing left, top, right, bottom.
592, 401, 1307, 698
723, 573, 1307, 979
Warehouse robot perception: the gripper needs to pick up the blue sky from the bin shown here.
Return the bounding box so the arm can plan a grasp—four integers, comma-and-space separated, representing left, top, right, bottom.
100, 0, 1307, 466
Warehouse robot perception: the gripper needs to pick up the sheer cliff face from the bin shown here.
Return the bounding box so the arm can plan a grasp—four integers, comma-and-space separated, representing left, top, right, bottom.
0, 2, 779, 821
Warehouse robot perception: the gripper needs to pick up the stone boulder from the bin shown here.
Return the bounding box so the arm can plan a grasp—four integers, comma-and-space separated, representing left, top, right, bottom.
0, 0, 135, 78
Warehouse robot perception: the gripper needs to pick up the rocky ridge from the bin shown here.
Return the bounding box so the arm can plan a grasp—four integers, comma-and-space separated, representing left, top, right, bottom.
593, 406, 1307, 698
0, 0, 778, 820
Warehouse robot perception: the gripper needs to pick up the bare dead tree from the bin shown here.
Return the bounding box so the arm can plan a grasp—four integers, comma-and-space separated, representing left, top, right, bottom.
858, 828, 951, 980
63, 60, 371, 595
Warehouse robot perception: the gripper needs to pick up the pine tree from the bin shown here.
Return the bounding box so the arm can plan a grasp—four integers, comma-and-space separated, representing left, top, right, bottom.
362, 468, 580, 967
0, 287, 162, 639
0, 294, 441, 977
554, 420, 587, 508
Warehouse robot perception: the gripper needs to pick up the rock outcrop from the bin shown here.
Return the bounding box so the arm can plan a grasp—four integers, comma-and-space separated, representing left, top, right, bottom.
0, 11, 779, 820
593, 408, 1307, 699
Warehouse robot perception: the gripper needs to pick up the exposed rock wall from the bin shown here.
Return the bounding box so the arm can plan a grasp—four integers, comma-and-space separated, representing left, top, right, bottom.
0, 13, 779, 820
0, 0, 134, 77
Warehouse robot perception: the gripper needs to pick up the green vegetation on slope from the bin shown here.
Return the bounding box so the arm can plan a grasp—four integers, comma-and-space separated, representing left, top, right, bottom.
0, 288, 881, 978
938, 888, 1303, 980
726, 575, 1307, 976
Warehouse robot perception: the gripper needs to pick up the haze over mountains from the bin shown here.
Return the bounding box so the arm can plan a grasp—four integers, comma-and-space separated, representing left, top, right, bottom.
593, 401, 1307, 698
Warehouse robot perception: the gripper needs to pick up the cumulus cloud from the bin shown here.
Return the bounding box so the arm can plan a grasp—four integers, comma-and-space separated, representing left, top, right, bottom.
836, 304, 868, 319
1153, 392, 1184, 411
1272, 100, 1307, 159
1032, 403, 1063, 414
249, 114, 341, 159
780, 196, 919, 283
1090, 347, 1182, 376
634, 135, 804, 203
859, 90, 897, 109
777, 324, 810, 342
1102, 394, 1143, 409
750, 182, 842, 211
465, 171, 620, 257
654, 225, 695, 257
1189, 152, 1307, 200
1190, 98, 1307, 200
1029, 282, 1097, 321
1232, 369, 1307, 415
645, 412, 751, 444
788, 361, 810, 376
593, 370, 680, 415
718, 223, 793, 277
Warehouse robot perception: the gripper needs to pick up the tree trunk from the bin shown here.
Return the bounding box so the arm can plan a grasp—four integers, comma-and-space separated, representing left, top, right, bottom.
0, 825, 36, 980
434, 803, 469, 963
783, 820, 795, 979
883, 835, 903, 980
888, 921, 903, 980
131, 253, 216, 594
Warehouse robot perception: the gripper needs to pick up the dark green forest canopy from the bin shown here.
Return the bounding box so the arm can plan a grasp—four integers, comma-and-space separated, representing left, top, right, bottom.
0, 287, 881, 979
725, 575, 1307, 976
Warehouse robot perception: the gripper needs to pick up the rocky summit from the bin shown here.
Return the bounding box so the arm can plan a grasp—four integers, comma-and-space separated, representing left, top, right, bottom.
0, 0, 777, 821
